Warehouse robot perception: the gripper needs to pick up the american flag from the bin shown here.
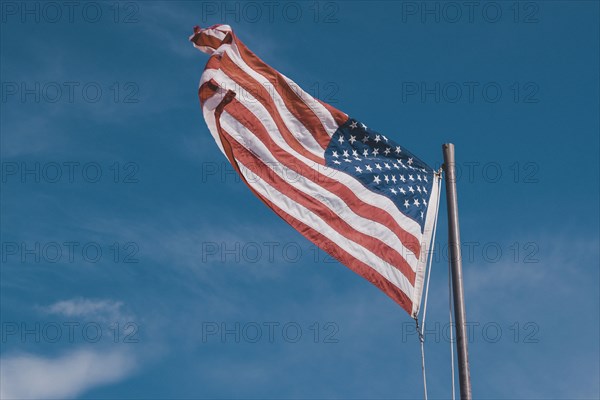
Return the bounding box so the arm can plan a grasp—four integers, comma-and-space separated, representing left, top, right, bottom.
191, 25, 441, 317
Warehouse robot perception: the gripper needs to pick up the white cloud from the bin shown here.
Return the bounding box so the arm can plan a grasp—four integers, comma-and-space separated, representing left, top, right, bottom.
42, 298, 129, 323
0, 349, 135, 399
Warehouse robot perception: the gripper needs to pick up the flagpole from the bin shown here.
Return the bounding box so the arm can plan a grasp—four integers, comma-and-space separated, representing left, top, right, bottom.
442, 143, 472, 400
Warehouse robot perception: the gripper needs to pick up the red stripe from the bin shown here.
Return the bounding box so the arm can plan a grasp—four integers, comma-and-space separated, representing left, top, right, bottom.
218, 53, 325, 166
205, 55, 221, 71
233, 37, 333, 149
193, 34, 222, 50
191, 30, 232, 51
317, 98, 348, 127
199, 79, 218, 106
220, 123, 416, 285
224, 97, 422, 259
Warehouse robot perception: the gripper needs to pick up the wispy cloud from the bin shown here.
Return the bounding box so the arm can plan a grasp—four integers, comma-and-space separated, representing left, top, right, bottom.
0, 348, 136, 400
41, 298, 130, 324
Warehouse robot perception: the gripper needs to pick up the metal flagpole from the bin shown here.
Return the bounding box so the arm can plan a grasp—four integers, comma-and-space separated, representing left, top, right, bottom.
442, 143, 472, 400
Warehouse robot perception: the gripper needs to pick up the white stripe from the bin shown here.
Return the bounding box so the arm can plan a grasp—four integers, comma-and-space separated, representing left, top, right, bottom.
214, 25, 232, 33
220, 110, 420, 270
204, 28, 226, 41
281, 74, 340, 137
192, 44, 216, 54
202, 90, 227, 156
200, 68, 219, 87
236, 159, 416, 299
411, 172, 442, 316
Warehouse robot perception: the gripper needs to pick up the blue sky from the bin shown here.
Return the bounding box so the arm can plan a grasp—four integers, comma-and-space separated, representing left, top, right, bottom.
1, 1, 599, 398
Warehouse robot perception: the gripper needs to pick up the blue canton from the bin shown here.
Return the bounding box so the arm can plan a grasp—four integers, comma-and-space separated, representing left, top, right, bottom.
324, 118, 435, 232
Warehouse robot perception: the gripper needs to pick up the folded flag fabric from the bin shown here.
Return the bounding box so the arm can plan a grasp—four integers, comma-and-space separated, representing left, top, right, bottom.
190, 24, 441, 317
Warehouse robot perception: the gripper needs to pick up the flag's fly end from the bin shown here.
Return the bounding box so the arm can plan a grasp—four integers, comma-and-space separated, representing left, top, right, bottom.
189, 24, 233, 55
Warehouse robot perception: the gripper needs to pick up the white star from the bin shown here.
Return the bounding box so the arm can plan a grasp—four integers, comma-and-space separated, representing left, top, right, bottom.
409, 174, 415, 181
416, 186, 422, 193
393, 163, 400, 169
384, 147, 391, 155
384, 163, 391, 169
404, 199, 410, 208
338, 135, 344, 144
409, 186, 415, 194
382, 135, 388, 142
332, 151, 339, 158
352, 149, 359, 157
423, 199, 428, 206
361, 123, 367, 129
361, 135, 369, 143
354, 157, 361, 162
373, 176, 381, 184
384, 175, 389, 183
344, 158, 352, 163
420, 211, 424, 219
375, 163, 383, 171
414, 198, 420, 207
407, 158, 413, 165
400, 187, 407, 195
333, 160, 341, 165
417, 175, 422, 181
399, 175, 406, 182
372, 148, 379, 156
349, 121, 358, 129
343, 150, 349, 157
391, 175, 397, 183
349, 135, 357, 144
423, 187, 428, 194
355, 166, 363, 173
424, 176, 428, 182
391, 188, 397, 195
365, 165, 373, 172
374, 135, 381, 143
395, 146, 401, 154
362, 149, 370, 157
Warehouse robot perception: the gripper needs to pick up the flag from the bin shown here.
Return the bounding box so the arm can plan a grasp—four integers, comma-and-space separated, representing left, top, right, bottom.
190, 25, 441, 317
